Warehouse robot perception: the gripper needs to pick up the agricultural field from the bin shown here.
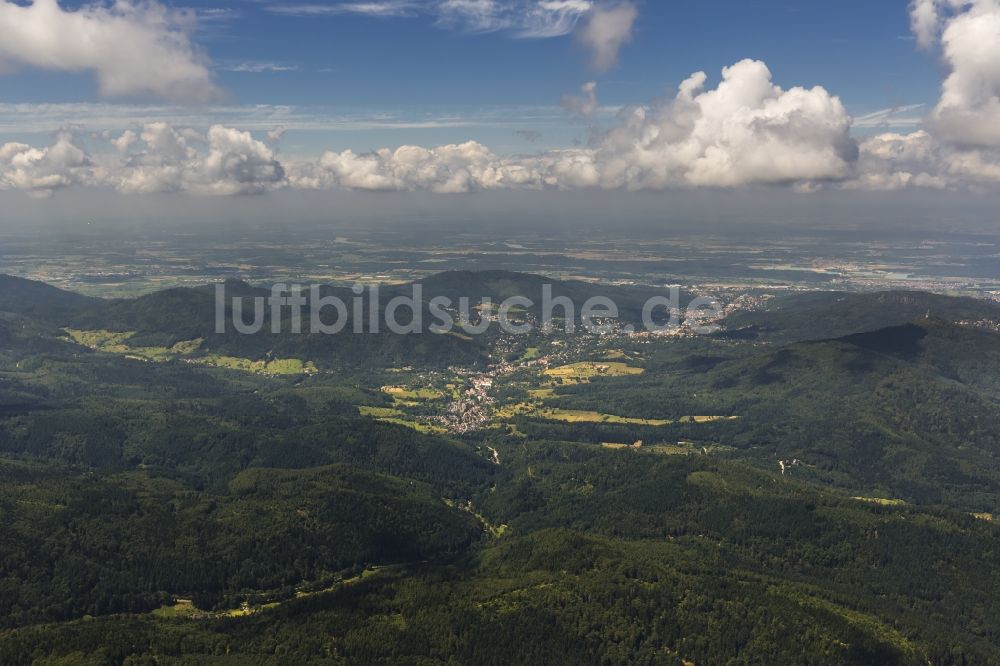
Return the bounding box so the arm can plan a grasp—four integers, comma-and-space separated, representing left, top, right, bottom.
195, 355, 318, 375
66, 328, 203, 361
544, 361, 644, 383
65, 328, 317, 375
383, 386, 445, 401
533, 408, 671, 426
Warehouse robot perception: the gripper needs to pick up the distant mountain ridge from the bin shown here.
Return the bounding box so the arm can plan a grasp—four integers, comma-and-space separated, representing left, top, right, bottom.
4, 273, 1000, 373
0, 271, 686, 369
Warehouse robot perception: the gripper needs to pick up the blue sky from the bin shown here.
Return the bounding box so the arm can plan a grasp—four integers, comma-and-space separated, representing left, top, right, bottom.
189, 0, 930, 112
1, 0, 938, 152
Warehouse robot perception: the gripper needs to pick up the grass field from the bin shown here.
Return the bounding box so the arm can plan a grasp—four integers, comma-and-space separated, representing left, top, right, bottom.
544, 361, 644, 383
359, 406, 407, 418
853, 497, 907, 506
519, 347, 541, 361
359, 405, 448, 434
67, 329, 317, 376
67, 328, 204, 362
679, 415, 741, 423
151, 599, 198, 619
66, 329, 134, 349
494, 402, 536, 419
646, 443, 736, 455
383, 386, 444, 400
535, 408, 671, 426
196, 355, 317, 376
377, 417, 448, 434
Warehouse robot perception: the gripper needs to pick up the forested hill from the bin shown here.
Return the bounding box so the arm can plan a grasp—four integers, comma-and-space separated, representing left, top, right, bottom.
722, 289, 1000, 342
546, 317, 1000, 510
0, 274, 99, 321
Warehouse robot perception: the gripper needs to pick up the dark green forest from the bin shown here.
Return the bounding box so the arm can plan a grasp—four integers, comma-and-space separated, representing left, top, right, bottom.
2, 273, 1000, 664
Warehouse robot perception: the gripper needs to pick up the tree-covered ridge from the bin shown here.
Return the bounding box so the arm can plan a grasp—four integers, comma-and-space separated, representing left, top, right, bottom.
721, 289, 1000, 343
0, 461, 482, 628
4, 453, 1000, 664
545, 318, 1000, 510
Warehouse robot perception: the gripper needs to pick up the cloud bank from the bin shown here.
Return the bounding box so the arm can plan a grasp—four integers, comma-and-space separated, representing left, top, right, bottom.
289, 59, 856, 192
5, 2, 1000, 197
1, 58, 863, 196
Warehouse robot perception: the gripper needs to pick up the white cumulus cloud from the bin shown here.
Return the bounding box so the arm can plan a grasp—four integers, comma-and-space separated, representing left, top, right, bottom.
0, 123, 283, 197
851, 130, 951, 190
115, 123, 284, 195
288, 141, 544, 193
852, 0, 1000, 190
0, 0, 220, 103
584, 59, 857, 188
0, 133, 101, 197
854, 129, 1000, 190
910, 0, 944, 48
929, 0, 1000, 147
